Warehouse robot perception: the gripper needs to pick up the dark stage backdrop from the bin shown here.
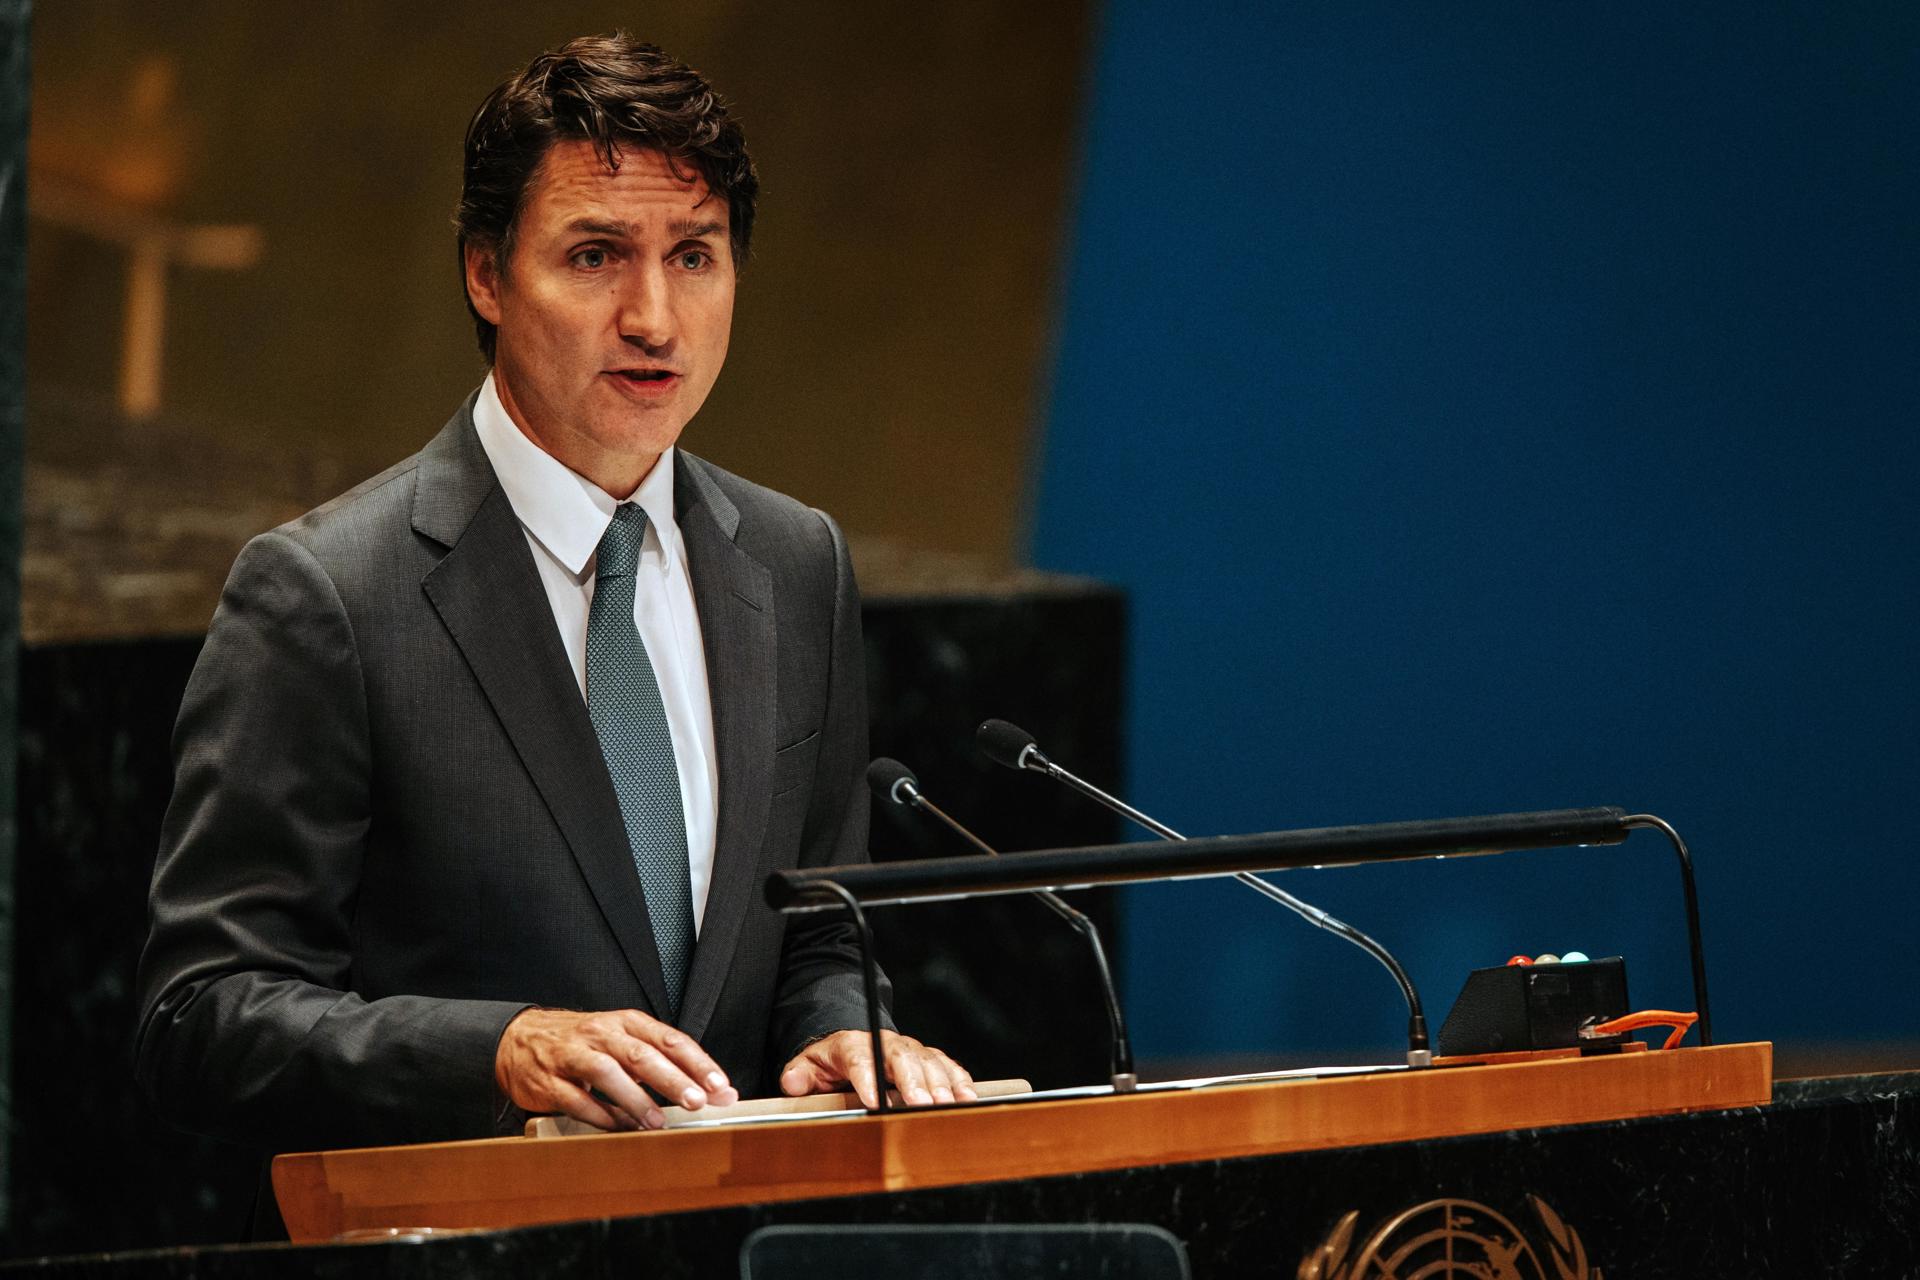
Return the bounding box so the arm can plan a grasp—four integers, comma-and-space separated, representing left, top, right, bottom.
0, 0, 28, 1232
10, 1, 1106, 1254
23, 1, 1095, 643
1032, 3, 1919, 1068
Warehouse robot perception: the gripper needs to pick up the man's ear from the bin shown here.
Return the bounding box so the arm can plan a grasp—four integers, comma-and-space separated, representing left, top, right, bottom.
464, 241, 505, 326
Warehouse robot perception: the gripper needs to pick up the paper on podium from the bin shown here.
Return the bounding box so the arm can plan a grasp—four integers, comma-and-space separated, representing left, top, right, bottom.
526, 1077, 1035, 1137
523, 1065, 1402, 1137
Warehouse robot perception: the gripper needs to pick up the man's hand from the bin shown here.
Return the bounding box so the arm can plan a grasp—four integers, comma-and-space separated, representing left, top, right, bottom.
779, 1030, 978, 1109
495, 1007, 739, 1131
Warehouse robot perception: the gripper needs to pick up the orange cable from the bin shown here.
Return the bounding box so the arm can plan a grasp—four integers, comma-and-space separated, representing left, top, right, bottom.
1586, 1009, 1699, 1051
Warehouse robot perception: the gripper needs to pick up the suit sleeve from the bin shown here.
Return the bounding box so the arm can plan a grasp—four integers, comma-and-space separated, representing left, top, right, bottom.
765, 510, 896, 1059
133, 530, 528, 1153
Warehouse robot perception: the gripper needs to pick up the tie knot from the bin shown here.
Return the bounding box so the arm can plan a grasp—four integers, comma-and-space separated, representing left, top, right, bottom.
595, 504, 649, 579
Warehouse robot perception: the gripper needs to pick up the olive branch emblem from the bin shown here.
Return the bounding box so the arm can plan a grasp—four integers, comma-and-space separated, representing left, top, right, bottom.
1297, 1195, 1598, 1280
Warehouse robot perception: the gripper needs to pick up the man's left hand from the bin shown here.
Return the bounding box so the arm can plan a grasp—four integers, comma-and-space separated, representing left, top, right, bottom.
779, 1030, 977, 1109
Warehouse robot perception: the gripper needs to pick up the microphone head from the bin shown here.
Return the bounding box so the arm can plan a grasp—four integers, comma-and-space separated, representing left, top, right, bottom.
866, 757, 921, 806
976, 718, 1042, 771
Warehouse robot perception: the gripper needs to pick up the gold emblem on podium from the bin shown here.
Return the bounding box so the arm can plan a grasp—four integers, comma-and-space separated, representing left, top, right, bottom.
1298, 1194, 1598, 1280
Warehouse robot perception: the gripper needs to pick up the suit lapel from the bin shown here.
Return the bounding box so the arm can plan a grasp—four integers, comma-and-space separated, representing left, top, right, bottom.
674, 454, 775, 1043
414, 410, 674, 1017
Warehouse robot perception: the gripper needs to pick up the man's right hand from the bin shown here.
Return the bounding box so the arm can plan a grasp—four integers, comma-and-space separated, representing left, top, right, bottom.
494, 1008, 740, 1131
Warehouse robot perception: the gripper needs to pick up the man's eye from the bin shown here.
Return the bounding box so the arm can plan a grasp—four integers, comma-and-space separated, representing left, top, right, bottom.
574, 248, 609, 269
677, 250, 710, 271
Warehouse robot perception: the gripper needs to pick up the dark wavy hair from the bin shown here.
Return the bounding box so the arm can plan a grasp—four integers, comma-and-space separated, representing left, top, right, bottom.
454, 33, 759, 362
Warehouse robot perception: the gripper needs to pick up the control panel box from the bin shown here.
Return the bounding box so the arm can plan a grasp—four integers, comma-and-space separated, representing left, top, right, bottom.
1437, 956, 1629, 1055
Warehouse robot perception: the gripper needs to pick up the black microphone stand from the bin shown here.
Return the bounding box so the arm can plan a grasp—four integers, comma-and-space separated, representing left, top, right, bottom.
978, 721, 1432, 1068
872, 759, 1138, 1092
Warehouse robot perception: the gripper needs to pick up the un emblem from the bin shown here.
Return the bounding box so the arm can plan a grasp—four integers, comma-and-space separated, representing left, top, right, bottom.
1298, 1194, 1597, 1280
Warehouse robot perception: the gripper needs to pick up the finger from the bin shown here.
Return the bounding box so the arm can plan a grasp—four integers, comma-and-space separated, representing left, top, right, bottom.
617, 1039, 712, 1111
846, 1042, 880, 1110
921, 1051, 983, 1105
934, 1049, 978, 1100
885, 1037, 933, 1106
626, 1012, 735, 1102
780, 1051, 836, 1097
581, 1050, 670, 1128
600, 1099, 667, 1130
621, 1013, 737, 1106
915, 1051, 957, 1104
547, 1077, 629, 1132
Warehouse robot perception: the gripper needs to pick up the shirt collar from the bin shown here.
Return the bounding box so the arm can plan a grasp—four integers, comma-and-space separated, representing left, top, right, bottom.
471, 372, 680, 580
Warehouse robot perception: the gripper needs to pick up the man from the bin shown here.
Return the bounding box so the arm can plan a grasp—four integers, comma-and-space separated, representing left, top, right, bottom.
135, 33, 972, 1163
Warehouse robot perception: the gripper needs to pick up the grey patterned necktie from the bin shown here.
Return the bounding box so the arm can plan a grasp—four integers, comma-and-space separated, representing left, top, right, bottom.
586, 503, 694, 1018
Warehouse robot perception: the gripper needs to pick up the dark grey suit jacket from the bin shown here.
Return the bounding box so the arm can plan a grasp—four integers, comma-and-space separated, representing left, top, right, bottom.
135, 397, 886, 1154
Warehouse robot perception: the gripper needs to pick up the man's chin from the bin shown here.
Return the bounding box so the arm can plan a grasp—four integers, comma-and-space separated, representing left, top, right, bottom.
587, 413, 691, 463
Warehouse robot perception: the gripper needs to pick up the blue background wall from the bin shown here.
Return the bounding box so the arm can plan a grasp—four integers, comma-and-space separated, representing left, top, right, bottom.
1031, 4, 1918, 1062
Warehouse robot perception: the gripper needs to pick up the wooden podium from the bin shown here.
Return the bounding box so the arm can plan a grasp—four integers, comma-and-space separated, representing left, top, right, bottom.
272, 1041, 1771, 1243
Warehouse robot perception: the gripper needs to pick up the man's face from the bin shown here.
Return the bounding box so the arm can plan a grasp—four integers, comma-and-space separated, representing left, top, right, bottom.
465, 140, 735, 495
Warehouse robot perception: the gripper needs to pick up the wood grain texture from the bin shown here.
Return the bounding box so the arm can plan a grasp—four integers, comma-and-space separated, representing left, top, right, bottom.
274, 1041, 1772, 1242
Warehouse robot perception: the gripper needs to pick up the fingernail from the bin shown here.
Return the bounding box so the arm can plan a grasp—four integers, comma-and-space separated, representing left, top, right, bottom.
959, 1086, 979, 1101
913, 1088, 932, 1105
705, 1072, 729, 1091
934, 1087, 954, 1103
714, 1086, 739, 1106
644, 1107, 666, 1129
681, 1086, 706, 1109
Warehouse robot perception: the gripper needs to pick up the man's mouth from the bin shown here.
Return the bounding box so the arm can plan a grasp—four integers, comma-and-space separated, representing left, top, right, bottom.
607, 368, 681, 397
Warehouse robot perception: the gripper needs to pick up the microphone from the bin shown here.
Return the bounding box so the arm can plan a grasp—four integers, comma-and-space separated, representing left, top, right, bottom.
976, 720, 1433, 1068
867, 757, 1137, 1092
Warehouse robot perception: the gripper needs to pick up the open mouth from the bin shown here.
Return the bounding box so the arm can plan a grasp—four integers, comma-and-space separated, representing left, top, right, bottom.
613, 369, 676, 384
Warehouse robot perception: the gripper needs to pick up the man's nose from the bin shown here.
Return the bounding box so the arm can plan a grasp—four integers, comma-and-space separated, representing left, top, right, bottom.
616, 262, 675, 350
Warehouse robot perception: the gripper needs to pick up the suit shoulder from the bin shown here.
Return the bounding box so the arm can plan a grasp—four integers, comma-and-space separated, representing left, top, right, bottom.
682, 452, 838, 553
212, 449, 433, 626
270, 452, 425, 565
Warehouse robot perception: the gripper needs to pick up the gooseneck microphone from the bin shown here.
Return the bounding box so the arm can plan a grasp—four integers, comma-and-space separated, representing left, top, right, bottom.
975, 720, 1433, 1069
867, 757, 1138, 1092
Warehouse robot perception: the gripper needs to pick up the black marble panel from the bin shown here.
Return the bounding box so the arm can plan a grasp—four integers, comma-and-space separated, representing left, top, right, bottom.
7, 1071, 1918, 1276
863, 588, 1126, 1092
1, 584, 1126, 1257
6, 640, 258, 1257
0, 0, 31, 1234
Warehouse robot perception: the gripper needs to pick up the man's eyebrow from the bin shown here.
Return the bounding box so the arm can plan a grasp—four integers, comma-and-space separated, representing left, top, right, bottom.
564, 217, 632, 239
670, 219, 726, 240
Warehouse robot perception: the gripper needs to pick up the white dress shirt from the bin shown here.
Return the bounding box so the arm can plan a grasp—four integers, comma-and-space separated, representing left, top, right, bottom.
472, 374, 719, 933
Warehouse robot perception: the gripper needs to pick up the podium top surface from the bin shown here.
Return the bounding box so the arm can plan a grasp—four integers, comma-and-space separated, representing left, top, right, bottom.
272, 1042, 1772, 1243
